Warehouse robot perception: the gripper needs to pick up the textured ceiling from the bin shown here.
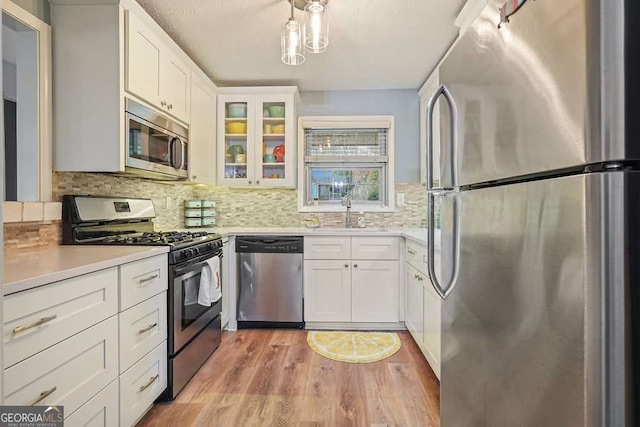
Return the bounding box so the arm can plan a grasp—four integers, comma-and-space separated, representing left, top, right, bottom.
135, 0, 466, 91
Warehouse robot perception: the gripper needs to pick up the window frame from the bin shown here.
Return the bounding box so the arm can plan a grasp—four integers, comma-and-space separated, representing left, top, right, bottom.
297, 115, 395, 213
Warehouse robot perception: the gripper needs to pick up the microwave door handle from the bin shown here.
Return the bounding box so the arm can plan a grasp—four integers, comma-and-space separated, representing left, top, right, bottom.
178, 139, 186, 170
168, 137, 175, 168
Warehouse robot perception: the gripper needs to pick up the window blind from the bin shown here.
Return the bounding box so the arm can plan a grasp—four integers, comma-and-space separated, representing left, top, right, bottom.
304, 128, 389, 161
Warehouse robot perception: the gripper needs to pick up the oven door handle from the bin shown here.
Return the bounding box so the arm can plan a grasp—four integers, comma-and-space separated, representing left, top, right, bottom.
173, 261, 207, 277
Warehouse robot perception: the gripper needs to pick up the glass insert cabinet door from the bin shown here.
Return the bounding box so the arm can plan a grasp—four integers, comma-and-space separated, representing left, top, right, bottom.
222, 96, 255, 185
258, 97, 287, 183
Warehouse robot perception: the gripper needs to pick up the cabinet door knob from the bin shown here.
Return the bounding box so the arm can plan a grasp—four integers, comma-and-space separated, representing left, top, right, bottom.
168, 104, 173, 110
248, 180, 252, 184
345, 264, 349, 268
354, 264, 358, 268
256, 180, 260, 185
161, 100, 167, 107
193, 175, 197, 179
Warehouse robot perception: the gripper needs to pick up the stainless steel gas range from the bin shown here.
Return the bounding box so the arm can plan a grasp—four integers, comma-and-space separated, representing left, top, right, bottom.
62, 195, 223, 400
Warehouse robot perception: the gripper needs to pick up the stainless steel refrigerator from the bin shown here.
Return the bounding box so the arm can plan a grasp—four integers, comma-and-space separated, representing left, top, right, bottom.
424, 0, 638, 425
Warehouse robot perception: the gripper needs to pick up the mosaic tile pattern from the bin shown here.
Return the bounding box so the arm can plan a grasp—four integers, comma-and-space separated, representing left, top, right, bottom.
4, 222, 61, 252
194, 182, 427, 228
5, 172, 427, 251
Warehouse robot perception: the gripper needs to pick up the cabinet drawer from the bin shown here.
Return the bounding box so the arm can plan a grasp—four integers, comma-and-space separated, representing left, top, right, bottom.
4, 316, 118, 415
352, 236, 399, 260
119, 292, 168, 373
406, 240, 427, 275
119, 341, 168, 427
3, 268, 118, 368
304, 236, 351, 260
120, 255, 168, 310
65, 380, 118, 426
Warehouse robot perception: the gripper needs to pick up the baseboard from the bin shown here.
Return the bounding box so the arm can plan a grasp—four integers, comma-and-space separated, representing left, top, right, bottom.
304, 321, 407, 331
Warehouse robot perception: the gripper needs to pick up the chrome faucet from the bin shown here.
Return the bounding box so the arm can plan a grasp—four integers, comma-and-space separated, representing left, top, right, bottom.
343, 192, 352, 228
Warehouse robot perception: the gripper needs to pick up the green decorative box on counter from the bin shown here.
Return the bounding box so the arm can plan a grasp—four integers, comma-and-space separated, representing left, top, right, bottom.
184, 200, 216, 227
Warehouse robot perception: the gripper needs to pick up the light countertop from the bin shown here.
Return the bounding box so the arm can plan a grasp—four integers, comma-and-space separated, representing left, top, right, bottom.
4, 246, 169, 295
182, 227, 431, 245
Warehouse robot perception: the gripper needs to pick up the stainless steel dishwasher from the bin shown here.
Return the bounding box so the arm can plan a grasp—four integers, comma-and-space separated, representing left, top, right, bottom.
236, 236, 304, 328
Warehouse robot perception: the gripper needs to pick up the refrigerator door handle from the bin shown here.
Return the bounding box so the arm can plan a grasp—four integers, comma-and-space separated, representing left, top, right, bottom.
427, 192, 460, 300
425, 83, 460, 300
425, 84, 458, 191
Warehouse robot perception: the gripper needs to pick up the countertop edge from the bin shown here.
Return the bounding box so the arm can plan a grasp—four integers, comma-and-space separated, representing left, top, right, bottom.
4, 246, 170, 296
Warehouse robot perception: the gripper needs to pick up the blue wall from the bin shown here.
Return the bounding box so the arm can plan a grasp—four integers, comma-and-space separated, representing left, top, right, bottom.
299, 90, 421, 183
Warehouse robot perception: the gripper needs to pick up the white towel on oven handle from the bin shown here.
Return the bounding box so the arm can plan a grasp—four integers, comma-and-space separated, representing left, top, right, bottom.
198, 256, 222, 306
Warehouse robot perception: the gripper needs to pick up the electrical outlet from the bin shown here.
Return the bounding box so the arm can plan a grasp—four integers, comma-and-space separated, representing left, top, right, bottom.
166, 196, 172, 209
396, 193, 405, 205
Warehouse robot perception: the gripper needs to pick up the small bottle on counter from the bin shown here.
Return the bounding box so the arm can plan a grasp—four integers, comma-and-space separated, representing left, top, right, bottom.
357, 210, 366, 228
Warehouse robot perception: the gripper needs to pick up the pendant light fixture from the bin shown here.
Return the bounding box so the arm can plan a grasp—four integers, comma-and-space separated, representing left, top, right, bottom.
281, 0, 305, 65
303, 0, 328, 53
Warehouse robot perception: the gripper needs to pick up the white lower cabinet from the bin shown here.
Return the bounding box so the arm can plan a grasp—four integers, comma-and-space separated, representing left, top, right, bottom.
65, 380, 119, 427
351, 260, 399, 322
405, 264, 425, 342
119, 341, 168, 427
304, 236, 399, 324
423, 279, 441, 379
3, 316, 118, 414
3, 253, 169, 427
118, 292, 167, 373
304, 260, 351, 322
405, 241, 441, 379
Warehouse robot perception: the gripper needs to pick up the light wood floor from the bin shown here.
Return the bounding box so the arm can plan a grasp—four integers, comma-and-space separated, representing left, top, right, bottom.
138, 329, 440, 427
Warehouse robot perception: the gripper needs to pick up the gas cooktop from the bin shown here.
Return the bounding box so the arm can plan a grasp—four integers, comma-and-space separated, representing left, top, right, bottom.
99, 231, 214, 247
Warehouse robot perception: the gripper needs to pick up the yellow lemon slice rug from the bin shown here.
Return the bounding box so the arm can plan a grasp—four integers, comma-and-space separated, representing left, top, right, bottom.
307, 331, 401, 363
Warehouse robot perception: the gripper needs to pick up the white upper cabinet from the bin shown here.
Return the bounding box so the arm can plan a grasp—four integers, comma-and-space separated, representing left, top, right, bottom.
125, 11, 190, 123
217, 87, 299, 188
51, 0, 212, 174
125, 11, 161, 107
190, 75, 217, 185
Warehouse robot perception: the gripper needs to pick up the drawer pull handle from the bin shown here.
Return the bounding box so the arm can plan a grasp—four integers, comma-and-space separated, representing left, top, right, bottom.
138, 323, 158, 334
138, 274, 159, 284
140, 375, 159, 392
408, 249, 416, 255
30, 386, 56, 406
13, 314, 57, 334
345, 264, 349, 268
354, 264, 358, 268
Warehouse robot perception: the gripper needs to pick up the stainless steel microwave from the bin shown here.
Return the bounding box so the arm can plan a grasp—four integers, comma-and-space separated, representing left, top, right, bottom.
125, 98, 188, 180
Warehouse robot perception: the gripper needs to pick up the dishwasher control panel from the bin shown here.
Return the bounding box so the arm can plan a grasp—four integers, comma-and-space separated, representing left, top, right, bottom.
235, 236, 304, 253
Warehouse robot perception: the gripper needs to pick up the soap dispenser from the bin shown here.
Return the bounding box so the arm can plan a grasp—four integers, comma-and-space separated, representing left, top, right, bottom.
357, 210, 366, 228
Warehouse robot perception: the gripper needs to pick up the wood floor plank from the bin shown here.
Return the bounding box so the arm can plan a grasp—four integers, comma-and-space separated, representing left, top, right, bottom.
137, 329, 440, 427
334, 362, 370, 426
246, 344, 289, 396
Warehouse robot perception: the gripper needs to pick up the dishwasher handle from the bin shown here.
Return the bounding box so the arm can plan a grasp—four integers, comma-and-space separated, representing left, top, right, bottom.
235, 236, 304, 254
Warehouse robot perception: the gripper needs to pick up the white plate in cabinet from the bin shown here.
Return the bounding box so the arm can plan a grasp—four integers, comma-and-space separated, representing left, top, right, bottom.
65, 380, 118, 427
119, 341, 168, 427
351, 260, 399, 322
120, 255, 168, 310
351, 236, 399, 260
3, 267, 118, 368
304, 236, 351, 260
4, 316, 118, 414
119, 292, 167, 373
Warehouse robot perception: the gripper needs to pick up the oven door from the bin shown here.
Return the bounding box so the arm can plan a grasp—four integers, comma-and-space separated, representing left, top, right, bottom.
169, 252, 222, 355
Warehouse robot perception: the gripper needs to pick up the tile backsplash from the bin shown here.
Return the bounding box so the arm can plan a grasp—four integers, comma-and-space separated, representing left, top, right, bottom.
4, 172, 426, 251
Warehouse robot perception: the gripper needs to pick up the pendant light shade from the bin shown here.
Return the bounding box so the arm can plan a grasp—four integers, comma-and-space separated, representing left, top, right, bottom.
303, 1, 328, 53
281, 1, 305, 65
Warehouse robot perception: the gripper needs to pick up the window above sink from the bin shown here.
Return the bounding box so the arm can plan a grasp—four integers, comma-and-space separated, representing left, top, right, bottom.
298, 116, 396, 213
